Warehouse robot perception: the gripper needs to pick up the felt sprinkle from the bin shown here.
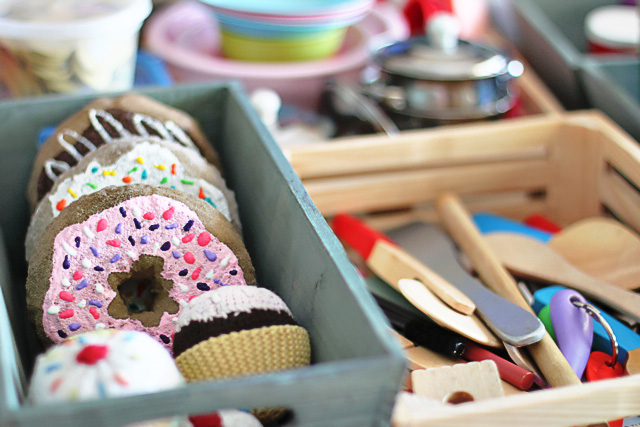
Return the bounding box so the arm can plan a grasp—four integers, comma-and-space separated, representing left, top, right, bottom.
46, 363, 62, 374
98, 382, 107, 397
127, 166, 139, 174
82, 259, 91, 269
163, 206, 175, 220
95, 284, 104, 294
171, 164, 176, 175
181, 179, 194, 185
47, 306, 60, 315
160, 177, 168, 185
165, 223, 179, 229
89, 307, 99, 320
140, 235, 150, 244
159, 334, 170, 344
67, 188, 78, 199
136, 157, 144, 164
197, 283, 210, 291
203, 250, 217, 262
182, 233, 195, 243
94, 266, 104, 272
170, 185, 176, 189
133, 218, 141, 229
179, 300, 189, 308
63, 256, 70, 269
154, 164, 166, 171
205, 270, 214, 279
62, 279, 71, 287
76, 279, 89, 290
126, 251, 136, 259
96, 219, 108, 232
115, 223, 123, 234
191, 267, 201, 280
60, 291, 74, 302
86, 183, 97, 190
197, 232, 211, 246
133, 207, 142, 217
230, 270, 237, 276
183, 220, 194, 232
89, 300, 103, 308
119, 207, 127, 217
56, 199, 66, 211
204, 198, 216, 208
69, 323, 82, 331
172, 251, 181, 259
198, 187, 205, 199
143, 212, 155, 220
184, 252, 196, 264
106, 239, 121, 247
59, 309, 74, 319
63, 242, 77, 257
57, 329, 68, 338
114, 373, 128, 386
220, 255, 230, 267
90, 246, 99, 257
91, 166, 99, 173
153, 243, 159, 254
83, 226, 95, 239
50, 378, 63, 393
172, 237, 180, 246
141, 169, 148, 180
110, 254, 121, 263
102, 170, 116, 176
128, 236, 135, 246
75, 236, 81, 248
73, 271, 84, 281
77, 300, 87, 309
179, 269, 188, 277
179, 284, 189, 292
122, 176, 132, 184
95, 323, 105, 330
149, 224, 159, 231
160, 241, 171, 251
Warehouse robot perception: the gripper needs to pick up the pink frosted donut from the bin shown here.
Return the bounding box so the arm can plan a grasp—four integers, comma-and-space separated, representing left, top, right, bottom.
27, 185, 255, 352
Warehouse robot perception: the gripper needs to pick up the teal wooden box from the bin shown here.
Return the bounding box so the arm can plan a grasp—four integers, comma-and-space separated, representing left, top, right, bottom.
0, 82, 405, 426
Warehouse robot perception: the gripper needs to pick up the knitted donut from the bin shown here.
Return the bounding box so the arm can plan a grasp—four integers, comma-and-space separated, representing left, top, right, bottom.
26, 138, 240, 261
27, 93, 220, 209
26, 185, 256, 352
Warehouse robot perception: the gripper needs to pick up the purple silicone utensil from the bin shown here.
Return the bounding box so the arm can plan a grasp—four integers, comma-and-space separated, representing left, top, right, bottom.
550, 289, 593, 379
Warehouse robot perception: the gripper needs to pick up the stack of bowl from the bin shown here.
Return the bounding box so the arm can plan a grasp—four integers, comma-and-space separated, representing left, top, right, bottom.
198, 0, 375, 62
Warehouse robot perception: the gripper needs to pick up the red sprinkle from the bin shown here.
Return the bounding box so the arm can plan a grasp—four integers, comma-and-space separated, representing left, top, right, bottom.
76, 345, 108, 365
171, 163, 176, 175
89, 306, 100, 319
122, 176, 133, 184
56, 199, 67, 211
162, 206, 175, 220
198, 187, 205, 199
184, 252, 196, 264
197, 232, 211, 247
191, 267, 201, 280
59, 291, 75, 302
106, 239, 121, 248
73, 271, 84, 281
96, 219, 108, 232
143, 212, 155, 220
50, 377, 63, 393
182, 233, 195, 243
114, 373, 129, 386
188, 295, 198, 302
59, 309, 74, 319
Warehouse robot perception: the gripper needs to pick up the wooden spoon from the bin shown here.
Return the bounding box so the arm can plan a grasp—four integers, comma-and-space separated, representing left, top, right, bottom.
548, 217, 640, 290
484, 232, 640, 322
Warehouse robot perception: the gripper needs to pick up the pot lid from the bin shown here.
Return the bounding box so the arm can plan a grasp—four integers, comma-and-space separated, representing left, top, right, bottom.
374, 37, 513, 81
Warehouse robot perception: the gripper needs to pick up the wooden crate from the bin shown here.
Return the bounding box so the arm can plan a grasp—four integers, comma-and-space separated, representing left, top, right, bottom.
286, 110, 640, 426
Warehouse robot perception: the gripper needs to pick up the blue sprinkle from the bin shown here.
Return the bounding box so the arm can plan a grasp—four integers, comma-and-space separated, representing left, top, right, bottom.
63, 255, 70, 269
204, 197, 216, 208
69, 322, 82, 332
165, 223, 179, 229
76, 279, 89, 290
149, 224, 159, 231
203, 250, 217, 262
91, 167, 98, 173
197, 283, 210, 291
183, 220, 194, 232
140, 235, 150, 244
172, 251, 181, 259
57, 330, 67, 338
90, 246, 99, 257
115, 223, 123, 234
89, 300, 103, 308
94, 266, 104, 272
159, 334, 170, 344
128, 236, 135, 246
229, 270, 237, 276
160, 241, 171, 251
110, 254, 121, 263
98, 382, 107, 397
133, 218, 141, 229
119, 207, 127, 217
213, 279, 222, 284
179, 269, 188, 277
124, 333, 136, 342
45, 363, 62, 373
170, 185, 176, 189
141, 170, 148, 180
77, 335, 87, 344
74, 236, 81, 248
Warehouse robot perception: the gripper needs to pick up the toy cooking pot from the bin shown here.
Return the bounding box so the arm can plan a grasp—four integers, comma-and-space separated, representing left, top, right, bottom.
361, 14, 523, 126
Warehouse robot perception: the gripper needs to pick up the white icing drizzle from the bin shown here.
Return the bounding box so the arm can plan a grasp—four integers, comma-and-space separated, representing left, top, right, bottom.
89, 109, 131, 142
44, 159, 71, 182
164, 121, 196, 148
133, 114, 172, 141
57, 130, 97, 162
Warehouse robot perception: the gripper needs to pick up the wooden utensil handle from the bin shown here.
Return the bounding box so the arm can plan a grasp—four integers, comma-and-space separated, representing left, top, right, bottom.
435, 192, 581, 387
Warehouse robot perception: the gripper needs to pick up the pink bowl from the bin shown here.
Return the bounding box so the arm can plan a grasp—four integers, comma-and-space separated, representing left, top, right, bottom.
143, 1, 408, 108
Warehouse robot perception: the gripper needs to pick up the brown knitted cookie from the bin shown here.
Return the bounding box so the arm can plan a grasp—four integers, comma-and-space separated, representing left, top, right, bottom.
26, 184, 255, 352
26, 138, 241, 262
27, 94, 220, 209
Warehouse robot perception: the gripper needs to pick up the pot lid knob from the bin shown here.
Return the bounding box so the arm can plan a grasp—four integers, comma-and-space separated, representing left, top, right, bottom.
427, 12, 461, 53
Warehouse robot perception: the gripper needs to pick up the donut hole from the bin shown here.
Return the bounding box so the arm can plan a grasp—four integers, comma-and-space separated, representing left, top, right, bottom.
107, 255, 179, 327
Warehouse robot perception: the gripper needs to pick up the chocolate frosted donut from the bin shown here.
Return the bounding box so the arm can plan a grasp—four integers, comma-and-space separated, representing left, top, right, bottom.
27, 94, 220, 209
27, 185, 255, 352
26, 139, 241, 261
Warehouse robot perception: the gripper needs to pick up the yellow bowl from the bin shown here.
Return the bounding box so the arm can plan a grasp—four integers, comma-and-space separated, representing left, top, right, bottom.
220, 28, 348, 62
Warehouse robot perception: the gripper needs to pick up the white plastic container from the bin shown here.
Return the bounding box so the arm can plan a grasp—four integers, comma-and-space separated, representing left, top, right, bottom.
0, 0, 152, 98
585, 5, 639, 54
